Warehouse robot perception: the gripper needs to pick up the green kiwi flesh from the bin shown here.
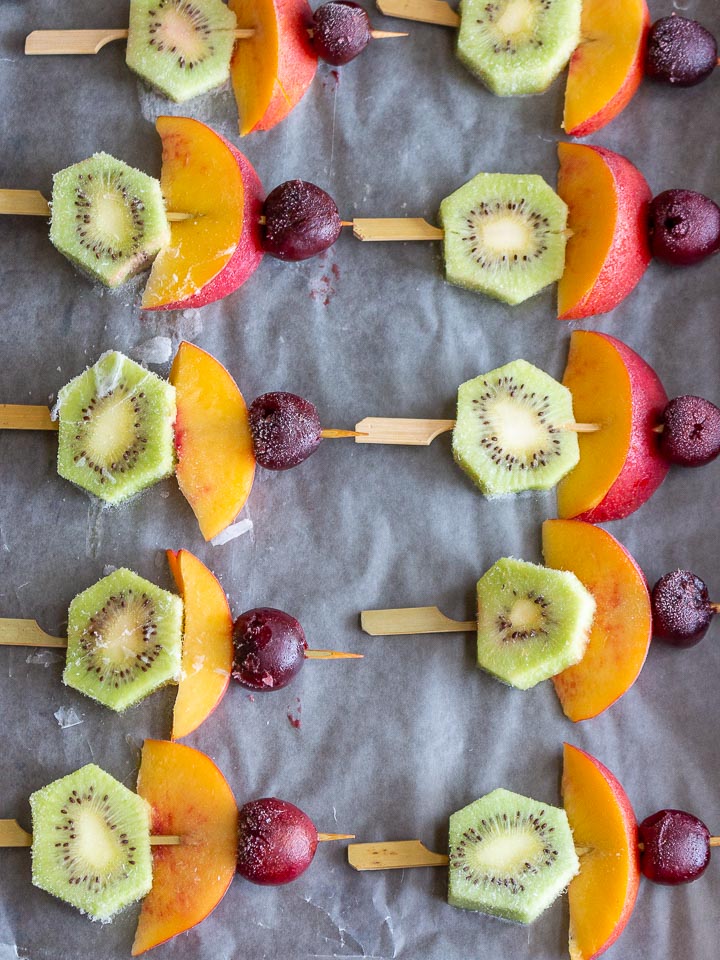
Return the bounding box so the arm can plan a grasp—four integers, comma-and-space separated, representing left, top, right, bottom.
457, 0, 581, 95
448, 788, 579, 922
50, 153, 170, 288
452, 359, 579, 496
63, 568, 183, 712
127, 0, 237, 102
475, 557, 595, 689
30, 763, 152, 921
56, 351, 176, 506
439, 173, 568, 304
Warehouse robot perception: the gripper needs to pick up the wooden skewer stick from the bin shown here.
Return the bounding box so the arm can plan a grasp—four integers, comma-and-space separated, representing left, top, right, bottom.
353, 418, 600, 445
351, 218, 444, 242
320, 429, 367, 439
25, 27, 406, 56
361, 606, 476, 636
349, 840, 449, 870
378, 0, 459, 27
0, 189, 192, 223
0, 404, 57, 431
318, 833, 356, 842
304, 649, 364, 660
0, 819, 182, 846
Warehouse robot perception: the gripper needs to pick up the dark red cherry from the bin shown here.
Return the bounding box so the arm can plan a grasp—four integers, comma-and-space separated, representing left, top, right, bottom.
646, 16, 717, 87
232, 608, 307, 690
639, 809, 711, 885
312, 1, 372, 65
249, 392, 322, 471
651, 570, 716, 647
648, 190, 720, 266
659, 396, 720, 468
236, 798, 318, 885
262, 180, 342, 261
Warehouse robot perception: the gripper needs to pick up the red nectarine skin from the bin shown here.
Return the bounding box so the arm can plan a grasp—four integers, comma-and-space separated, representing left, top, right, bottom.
564, 0, 650, 138
543, 519, 652, 722
557, 331, 669, 523
562, 743, 640, 960
557, 143, 652, 320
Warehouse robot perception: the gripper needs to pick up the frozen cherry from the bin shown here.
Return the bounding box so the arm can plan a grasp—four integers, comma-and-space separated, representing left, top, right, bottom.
312, 1, 372, 66
232, 608, 307, 690
648, 190, 720, 266
249, 392, 322, 470
646, 16, 717, 87
659, 396, 720, 467
639, 809, 711, 884
236, 798, 318, 885
262, 180, 342, 261
651, 570, 716, 647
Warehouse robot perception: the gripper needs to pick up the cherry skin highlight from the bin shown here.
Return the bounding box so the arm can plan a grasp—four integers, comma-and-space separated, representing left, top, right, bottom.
262, 180, 342, 261
249, 392, 322, 471
645, 16, 717, 87
659, 396, 720, 467
232, 608, 307, 690
312, 1, 372, 66
651, 570, 715, 647
648, 190, 720, 266
639, 810, 711, 885
236, 798, 318, 885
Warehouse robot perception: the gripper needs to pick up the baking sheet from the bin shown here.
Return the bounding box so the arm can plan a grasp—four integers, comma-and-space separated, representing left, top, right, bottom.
0, 0, 718, 957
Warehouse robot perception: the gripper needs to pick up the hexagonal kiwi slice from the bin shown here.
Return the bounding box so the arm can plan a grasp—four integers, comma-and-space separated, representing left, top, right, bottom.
56, 351, 176, 506
439, 173, 568, 304
457, 0, 581, 95
452, 359, 579, 496
475, 557, 595, 689
30, 763, 152, 921
448, 787, 579, 922
127, 0, 237, 102
63, 568, 183, 712
50, 153, 170, 288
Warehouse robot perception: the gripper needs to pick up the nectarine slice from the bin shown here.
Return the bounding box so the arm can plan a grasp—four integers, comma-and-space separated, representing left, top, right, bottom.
170, 341, 256, 541
167, 549, 233, 740
557, 143, 652, 320
132, 739, 238, 955
229, 0, 318, 135
564, 0, 649, 138
562, 743, 640, 960
142, 116, 264, 310
557, 331, 669, 523
543, 519, 651, 721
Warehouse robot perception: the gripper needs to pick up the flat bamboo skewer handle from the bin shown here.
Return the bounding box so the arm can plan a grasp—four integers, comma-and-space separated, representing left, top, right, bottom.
377, 0, 460, 27
0, 820, 182, 846
351, 218, 444, 241
354, 418, 454, 445
0, 405, 57, 431
0, 619, 67, 648
25, 27, 405, 56
361, 606, 476, 636
0, 190, 50, 217
349, 840, 448, 870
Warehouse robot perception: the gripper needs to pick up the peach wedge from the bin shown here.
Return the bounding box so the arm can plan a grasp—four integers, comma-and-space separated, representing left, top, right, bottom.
562, 743, 640, 960
132, 740, 238, 955
170, 340, 256, 541
229, 0, 318, 135
543, 519, 652, 722
167, 549, 234, 740
557, 331, 669, 523
142, 116, 264, 310
564, 0, 650, 138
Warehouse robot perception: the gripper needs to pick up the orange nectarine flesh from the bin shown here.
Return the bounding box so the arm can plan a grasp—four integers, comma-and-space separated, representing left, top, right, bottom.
564, 0, 649, 137
132, 740, 238, 955
562, 743, 640, 960
170, 341, 256, 542
556, 331, 631, 520
142, 117, 246, 309
543, 520, 651, 722
167, 549, 233, 740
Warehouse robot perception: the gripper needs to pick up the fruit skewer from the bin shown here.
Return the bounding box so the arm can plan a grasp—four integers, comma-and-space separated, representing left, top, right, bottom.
22, 0, 406, 134
347, 743, 719, 960
0, 550, 360, 738
0, 739, 352, 954
362, 519, 719, 722
2, 117, 718, 318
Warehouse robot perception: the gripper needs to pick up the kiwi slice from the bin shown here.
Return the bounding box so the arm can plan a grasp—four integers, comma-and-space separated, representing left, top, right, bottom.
63, 568, 183, 712
56, 351, 176, 506
457, 0, 581, 95
30, 763, 153, 921
448, 787, 579, 922
127, 0, 238, 102
50, 153, 170, 288
452, 359, 579, 496
475, 557, 594, 689
439, 173, 568, 304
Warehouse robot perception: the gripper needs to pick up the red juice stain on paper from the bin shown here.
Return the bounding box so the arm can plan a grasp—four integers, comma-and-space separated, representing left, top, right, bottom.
287, 697, 302, 729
